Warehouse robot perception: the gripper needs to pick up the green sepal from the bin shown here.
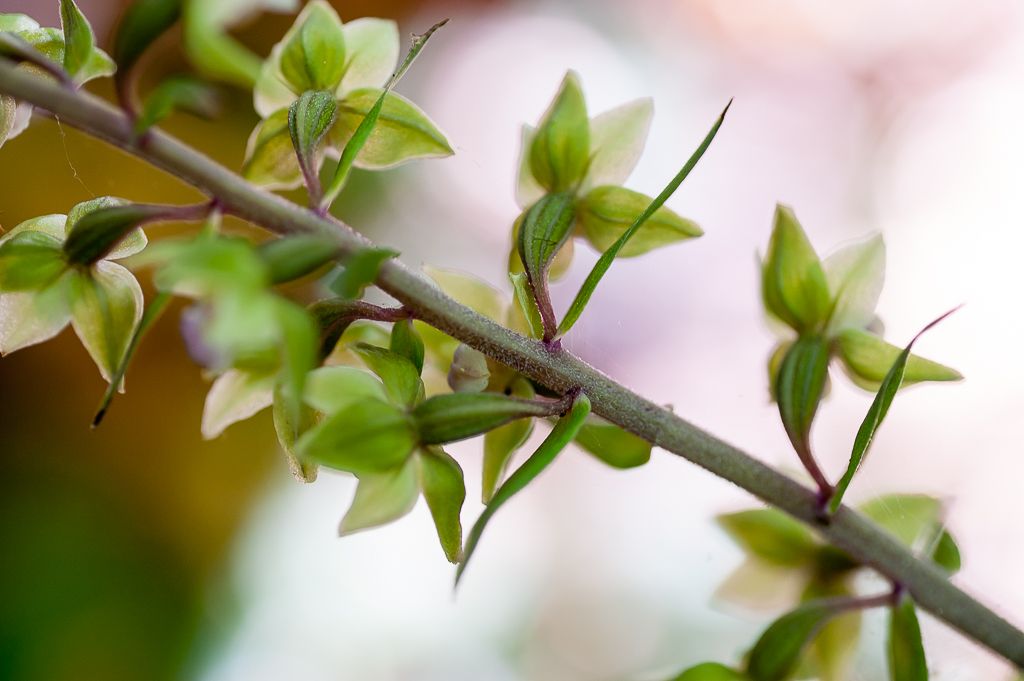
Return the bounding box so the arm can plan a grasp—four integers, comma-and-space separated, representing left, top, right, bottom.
761, 205, 831, 334
516, 192, 577, 337
418, 446, 466, 563
288, 89, 337, 195
888, 596, 928, 681
800, 579, 861, 681
277, 0, 346, 93
303, 365, 388, 415
339, 455, 419, 535
68, 262, 144, 387
243, 108, 302, 189
272, 383, 318, 482
135, 75, 220, 135
326, 247, 397, 299
481, 377, 535, 502
63, 201, 160, 265
259, 234, 339, 284
774, 335, 830, 463
112, 0, 182, 76
0, 231, 66, 292
573, 415, 651, 468
59, 0, 95, 77
353, 343, 424, 408
746, 601, 840, 681
578, 185, 702, 257
529, 71, 590, 193
413, 392, 561, 445
835, 328, 962, 391
509, 271, 544, 339
717, 508, 818, 567
390, 319, 424, 375
296, 397, 417, 474
667, 663, 749, 681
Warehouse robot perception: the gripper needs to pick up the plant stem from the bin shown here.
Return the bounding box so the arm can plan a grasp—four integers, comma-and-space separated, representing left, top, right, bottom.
2, 61, 1022, 668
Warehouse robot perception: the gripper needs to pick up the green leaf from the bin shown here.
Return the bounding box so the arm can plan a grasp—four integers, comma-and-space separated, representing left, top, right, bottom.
135, 75, 220, 135
59, 0, 96, 77
273, 298, 318, 429
200, 367, 276, 439
330, 88, 452, 169
801, 579, 862, 681
717, 509, 818, 567
573, 415, 651, 468
667, 663, 749, 681
828, 309, 959, 514
558, 101, 729, 337
112, 0, 182, 76
0, 231, 66, 292
529, 71, 590, 193
836, 328, 962, 391
322, 19, 448, 206
303, 365, 388, 414
68, 262, 144, 386
63, 202, 165, 265
243, 108, 303, 189
277, 0, 345, 93
93, 290, 171, 427
418, 446, 466, 563
456, 393, 590, 585
481, 377, 535, 502
888, 597, 928, 681
339, 455, 419, 535
583, 97, 653, 190
930, 530, 961, 574
747, 601, 838, 681
774, 335, 830, 465
259, 233, 339, 284
509, 271, 544, 339
354, 343, 423, 408
447, 344, 491, 393
326, 247, 397, 299
288, 89, 337, 198
515, 193, 576, 334
414, 392, 561, 445
761, 204, 832, 334
824, 234, 885, 335
147, 234, 267, 296
390, 319, 424, 374
578, 185, 702, 257
296, 398, 417, 474
272, 384, 318, 482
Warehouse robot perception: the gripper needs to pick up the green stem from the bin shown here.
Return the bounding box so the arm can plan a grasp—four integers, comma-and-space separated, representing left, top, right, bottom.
2, 60, 1022, 668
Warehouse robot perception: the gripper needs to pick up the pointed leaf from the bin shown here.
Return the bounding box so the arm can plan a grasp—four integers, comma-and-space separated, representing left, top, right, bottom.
746, 601, 839, 681
574, 415, 651, 468
529, 71, 590, 193
515, 191, 576, 337
836, 328, 962, 391
272, 384, 318, 482
64, 201, 165, 265
508, 271, 544, 339
277, 0, 345, 93
774, 335, 830, 464
888, 597, 928, 681
457, 394, 590, 584
390, 319, 424, 374
259, 234, 339, 284
828, 309, 959, 514
296, 397, 417, 474
339, 456, 419, 535
273, 299, 318, 428
112, 0, 182, 75
418, 446, 466, 563
69, 261, 144, 386
583, 97, 653, 190
354, 343, 423, 407
135, 75, 220, 135
801, 579, 862, 681
288, 89, 337, 198
717, 508, 818, 567
67, 197, 148, 260
326, 246, 397, 299
558, 101, 729, 337
824, 234, 885, 335
201, 367, 276, 439
414, 392, 562, 445
930, 530, 961, 574
59, 0, 96, 77
762, 204, 831, 334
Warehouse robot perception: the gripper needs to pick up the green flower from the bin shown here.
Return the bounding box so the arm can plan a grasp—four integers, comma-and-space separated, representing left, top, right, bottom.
0, 198, 145, 387
243, 1, 452, 189
0, 12, 114, 148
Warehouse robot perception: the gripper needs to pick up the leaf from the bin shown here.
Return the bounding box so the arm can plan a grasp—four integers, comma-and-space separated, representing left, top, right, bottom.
414, 392, 562, 445
930, 530, 961, 574
508, 271, 544, 339
259, 234, 339, 284
456, 393, 590, 585
296, 398, 417, 474
93, 290, 171, 426
277, 0, 346, 93
583, 97, 653, 190
447, 344, 490, 393
667, 663, 750, 681
330, 88, 452, 169
888, 597, 928, 681
823, 234, 885, 335
273, 298, 318, 429
390, 319, 425, 374
828, 309, 959, 514
68, 261, 144, 386
558, 101, 729, 337
288, 89, 337, 198
0, 231, 66, 291
418, 446, 466, 563
147, 234, 267, 296
529, 71, 590, 193
63, 201, 163, 265
481, 377, 535, 502
135, 75, 220, 135
746, 601, 837, 681
242, 108, 303, 189
835, 328, 962, 391
322, 19, 448, 206
573, 415, 651, 468
303, 365, 388, 414
578, 185, 702, 257
354, 343, 423, 408
326, 247, 397, 299
515, 192, 577, 338
761, 204, 832, 334
200, 367, 276, 439
339, 455, 419, 535
774, 335, 830, 464
272, 384, 317, 482
112, 0, 182, 75
67, 197, 147, 260
59, 0, 96, 77
801, 579, 862, 681
717, 509, 818, 567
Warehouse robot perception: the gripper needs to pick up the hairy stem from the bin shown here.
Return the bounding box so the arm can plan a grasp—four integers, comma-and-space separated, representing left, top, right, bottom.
1, 61, 1022, 668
